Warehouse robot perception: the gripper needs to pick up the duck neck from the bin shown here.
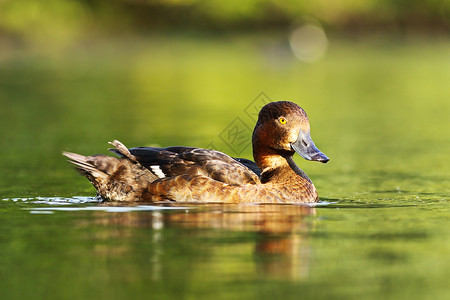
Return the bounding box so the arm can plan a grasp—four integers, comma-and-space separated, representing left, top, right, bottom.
254, 149, 289, 172
252, 126, 283, 172
253, 130, 312, 184
252, 137, 289, 183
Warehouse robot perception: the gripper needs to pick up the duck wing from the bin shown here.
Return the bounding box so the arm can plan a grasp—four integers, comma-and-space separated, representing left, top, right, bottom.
110, 146, 261, 186
232, 157, 261, 177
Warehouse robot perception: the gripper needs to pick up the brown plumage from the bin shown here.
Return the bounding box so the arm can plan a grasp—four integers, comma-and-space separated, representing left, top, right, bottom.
63, 101, 329, 203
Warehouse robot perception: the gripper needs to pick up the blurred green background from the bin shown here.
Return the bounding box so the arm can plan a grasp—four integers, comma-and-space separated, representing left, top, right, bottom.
0, 0, 448, 199
0, 0, 449, 47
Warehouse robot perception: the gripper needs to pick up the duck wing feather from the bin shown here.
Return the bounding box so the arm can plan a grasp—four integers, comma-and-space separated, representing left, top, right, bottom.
110, 146, 261, 186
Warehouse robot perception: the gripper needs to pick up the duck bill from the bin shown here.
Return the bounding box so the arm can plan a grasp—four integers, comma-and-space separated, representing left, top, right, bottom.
291, 130, 329, 163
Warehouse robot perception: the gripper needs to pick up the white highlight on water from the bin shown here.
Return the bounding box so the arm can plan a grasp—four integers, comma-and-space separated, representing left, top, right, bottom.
26, 205, 191, 213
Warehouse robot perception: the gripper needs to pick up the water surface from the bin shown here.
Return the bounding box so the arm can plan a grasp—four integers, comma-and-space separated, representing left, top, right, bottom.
0, 35, 449, 299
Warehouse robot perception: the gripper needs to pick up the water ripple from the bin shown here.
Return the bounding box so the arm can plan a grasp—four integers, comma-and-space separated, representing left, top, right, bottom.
3, 196, 101, 205
25, 205, 192, 213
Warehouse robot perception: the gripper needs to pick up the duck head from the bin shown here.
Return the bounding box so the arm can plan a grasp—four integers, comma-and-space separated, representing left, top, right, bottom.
252, 101, 329, 164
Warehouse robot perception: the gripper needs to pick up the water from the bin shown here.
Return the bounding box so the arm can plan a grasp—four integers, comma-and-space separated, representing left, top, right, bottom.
0, 35, 449, 299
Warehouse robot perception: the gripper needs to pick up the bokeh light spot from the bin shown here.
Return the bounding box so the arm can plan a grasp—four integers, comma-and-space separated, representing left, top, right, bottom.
289, 23, 329, 63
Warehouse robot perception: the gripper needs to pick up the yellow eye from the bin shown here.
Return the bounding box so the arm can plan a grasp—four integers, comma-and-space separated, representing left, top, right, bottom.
279, 117, 287, 125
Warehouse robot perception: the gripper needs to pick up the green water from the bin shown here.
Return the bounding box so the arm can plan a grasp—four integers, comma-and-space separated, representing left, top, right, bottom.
0, 35, 449, 299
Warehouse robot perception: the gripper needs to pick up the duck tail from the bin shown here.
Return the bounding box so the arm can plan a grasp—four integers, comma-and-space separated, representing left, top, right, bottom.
63, 151, 114, 182
64, 140, 139, 179
63, 146, 159, 201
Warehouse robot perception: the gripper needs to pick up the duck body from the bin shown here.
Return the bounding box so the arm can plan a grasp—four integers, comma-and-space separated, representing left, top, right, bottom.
64, 101, 329, 203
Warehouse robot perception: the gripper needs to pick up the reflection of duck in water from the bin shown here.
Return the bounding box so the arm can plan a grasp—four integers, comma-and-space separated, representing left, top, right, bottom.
64, 101, 329, 203
87, 204, 316, 282
167, 204, 316, 281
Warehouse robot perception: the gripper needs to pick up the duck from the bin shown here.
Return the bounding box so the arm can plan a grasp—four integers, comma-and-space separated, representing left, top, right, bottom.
63, 101, 329, 203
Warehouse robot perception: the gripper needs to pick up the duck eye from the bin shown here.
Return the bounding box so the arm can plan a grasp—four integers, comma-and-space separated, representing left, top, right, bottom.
279, 117, 287, 125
